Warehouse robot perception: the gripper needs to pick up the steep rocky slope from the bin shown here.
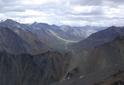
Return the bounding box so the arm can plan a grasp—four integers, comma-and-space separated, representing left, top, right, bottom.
68, 26, 124, 74
0, 27, 49, 54
0, 51, 70, 85
0, 27, 28, 54
53, 26, 124, 85
0, 19, 49, 54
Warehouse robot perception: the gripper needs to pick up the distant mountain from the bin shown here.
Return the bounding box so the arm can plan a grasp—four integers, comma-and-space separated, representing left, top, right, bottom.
29, 22, 68, 51
56, 26, 124, 85
0, 20, 49, 54
30, 22, 105, 41
71, 26, 124, 49
0, 19, 105, 51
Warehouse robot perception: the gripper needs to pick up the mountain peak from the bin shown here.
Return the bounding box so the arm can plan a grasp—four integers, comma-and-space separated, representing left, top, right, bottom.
4, 19, 18, 24
0, 19, 24, 29
32, 22, 49, 26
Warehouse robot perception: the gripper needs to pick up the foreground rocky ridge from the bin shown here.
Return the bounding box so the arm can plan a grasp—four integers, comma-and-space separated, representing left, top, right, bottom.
0, 51, 70, 85
53, 26, 124, 85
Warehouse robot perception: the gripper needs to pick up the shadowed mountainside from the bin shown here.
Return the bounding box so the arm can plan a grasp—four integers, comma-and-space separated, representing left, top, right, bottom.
0, 51, 70, 85
53, 26, 124, 85
0, 26, 49, 54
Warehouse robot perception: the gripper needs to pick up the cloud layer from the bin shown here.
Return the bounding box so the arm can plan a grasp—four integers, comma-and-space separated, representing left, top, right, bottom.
0, 0, 124, 26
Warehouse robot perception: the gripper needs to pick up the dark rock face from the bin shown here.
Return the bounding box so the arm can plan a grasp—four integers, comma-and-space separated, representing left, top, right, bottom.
0, 26, 49, 54
55, 27, 124, 85
0, 27, 28, 54
94, 70, 124, 85
69, 27, 124, 75
0, 51, 70, 85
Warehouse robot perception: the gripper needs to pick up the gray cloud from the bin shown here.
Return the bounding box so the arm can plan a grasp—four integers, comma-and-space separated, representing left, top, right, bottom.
0, 0, 124, 26
69, 0, 102, 6
110, 0, 124, 3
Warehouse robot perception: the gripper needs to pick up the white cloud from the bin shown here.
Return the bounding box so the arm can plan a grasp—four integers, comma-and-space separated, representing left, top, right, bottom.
20, 0, 64, 5
103, 6, 121, 18
71, 5, 93, 14
0, 0, 124, 26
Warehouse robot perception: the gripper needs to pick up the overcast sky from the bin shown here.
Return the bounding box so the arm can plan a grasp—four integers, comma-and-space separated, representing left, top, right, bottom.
0, 0, 124, 26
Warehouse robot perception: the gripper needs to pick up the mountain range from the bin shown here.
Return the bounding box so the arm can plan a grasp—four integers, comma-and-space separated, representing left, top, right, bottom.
0, 19, 105, 51
0, 19, 124, 85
